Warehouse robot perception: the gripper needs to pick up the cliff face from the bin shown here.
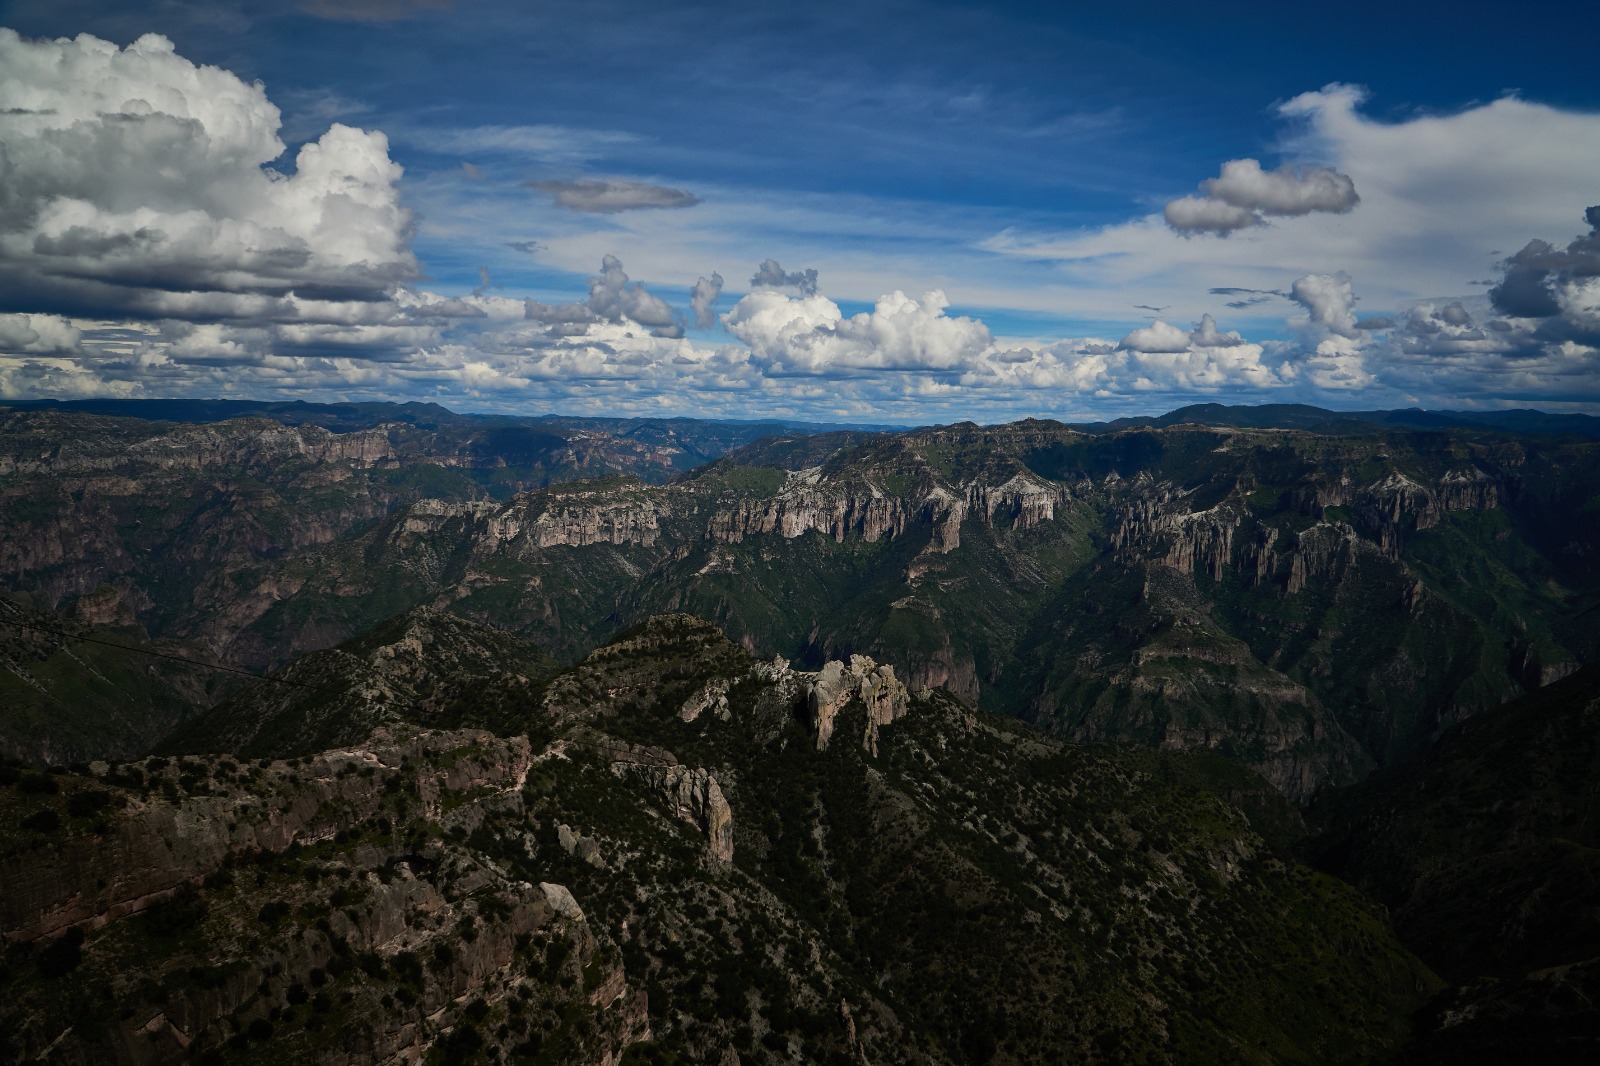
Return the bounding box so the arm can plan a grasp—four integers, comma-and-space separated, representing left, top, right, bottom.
4, 414, 1595, 803
245, 424, 1595, 799
502, 616, 1435, 1064
801, 654, 910, 754
1110, 465, 1507, 584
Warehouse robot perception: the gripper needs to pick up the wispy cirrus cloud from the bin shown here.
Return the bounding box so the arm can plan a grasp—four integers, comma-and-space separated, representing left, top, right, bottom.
298, 0, 451, 23
408, 124, 640, 163
527, 177, 701, 214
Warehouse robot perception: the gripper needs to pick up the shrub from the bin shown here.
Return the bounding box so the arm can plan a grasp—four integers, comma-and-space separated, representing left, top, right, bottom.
36, 928, 84, 978
18, 773, 58, 795
257, 901, 291, 927
20, 809, 60, 833
67, 790, 115, 818
141, 886, 208, 938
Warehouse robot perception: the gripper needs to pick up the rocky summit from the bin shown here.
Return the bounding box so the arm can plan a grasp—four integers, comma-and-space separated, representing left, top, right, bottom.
2, 400, 1598, 1062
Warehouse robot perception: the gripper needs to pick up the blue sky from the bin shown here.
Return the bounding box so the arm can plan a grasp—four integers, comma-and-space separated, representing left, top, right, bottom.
1, 0, 1598, 421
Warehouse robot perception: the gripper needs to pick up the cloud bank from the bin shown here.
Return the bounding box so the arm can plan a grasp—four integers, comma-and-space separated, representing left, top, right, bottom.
1, 34, 1596, 419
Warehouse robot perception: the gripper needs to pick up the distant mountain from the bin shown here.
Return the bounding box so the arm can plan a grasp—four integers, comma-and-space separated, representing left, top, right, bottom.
5, 413, 1595, 800
1, 397, 472, 432
1075, 402, 1600, 438
12, 396, 1593, 439
0, 614, 1435, 1064
1, 396, 884, 440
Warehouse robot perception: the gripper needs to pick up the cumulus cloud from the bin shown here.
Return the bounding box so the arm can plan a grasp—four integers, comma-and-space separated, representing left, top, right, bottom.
525, 255, 683, 338
0, 313, 82, 355
1489, 206, 1600, 321
1120, 314, 1245, 353
585, 255, 683, 337
526, 178, 700, 214
1166, 159, 1359, 235
1118, 320, 1193, 354
989, 86, 1600, 325
1104, 313, 1281, 391
724, 288, 989, 374
690, 273, 724, 329
750, 259, 820, 297
1290, 273, 1360, 339
0, 30, 416, 321
4, 31, 1593, 420
1163, 197, 1259, 236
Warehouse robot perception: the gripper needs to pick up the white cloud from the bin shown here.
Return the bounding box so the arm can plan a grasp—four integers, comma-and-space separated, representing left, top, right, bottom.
689, 272, 724, 329
0, 29, 416, 320
750, 259, 820, 296
0, 313, 82, 355
1119, 320, 1193, 354
523, 255, 684, 338
1163, 196, 1259, 236
1290, 273, 1359, 339
985, 86, 1600, 323
723, 288, 990, 374
1190, 313, 1245, 348
1165, 158, 1359, 235
3, 32, 1594, 419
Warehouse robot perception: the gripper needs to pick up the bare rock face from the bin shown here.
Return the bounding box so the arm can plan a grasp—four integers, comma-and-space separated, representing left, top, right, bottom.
611, 760, 735, 863
921, 488, 966, 553
1355, 468, 1504, 557
1111, 464, 1505, 589
523, 498, 667, 549
803, 654, 911, 754
679, 677, 731, 722
706, 474, 914, 545
965, 472, 1063, 529
703, 465, 1067, 555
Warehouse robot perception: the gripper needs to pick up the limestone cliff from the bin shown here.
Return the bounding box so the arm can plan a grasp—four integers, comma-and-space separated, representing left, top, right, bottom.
800, 654, 911, 755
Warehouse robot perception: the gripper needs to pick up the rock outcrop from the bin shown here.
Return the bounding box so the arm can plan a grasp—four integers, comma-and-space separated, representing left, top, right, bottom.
802, 655, 911, 754
609, 753, 735, 863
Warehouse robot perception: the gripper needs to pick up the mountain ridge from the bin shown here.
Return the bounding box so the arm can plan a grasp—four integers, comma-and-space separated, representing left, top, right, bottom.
0, 612, 1438, 1064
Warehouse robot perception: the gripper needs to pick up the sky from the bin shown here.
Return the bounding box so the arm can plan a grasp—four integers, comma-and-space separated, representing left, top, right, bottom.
1, 0, 1598, 423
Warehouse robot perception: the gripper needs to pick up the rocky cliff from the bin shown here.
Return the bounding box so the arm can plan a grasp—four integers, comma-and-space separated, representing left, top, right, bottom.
5, 414, 1596, 805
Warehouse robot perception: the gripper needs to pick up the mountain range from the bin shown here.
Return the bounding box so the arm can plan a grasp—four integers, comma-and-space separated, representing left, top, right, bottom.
2, 397, 1597, 1062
